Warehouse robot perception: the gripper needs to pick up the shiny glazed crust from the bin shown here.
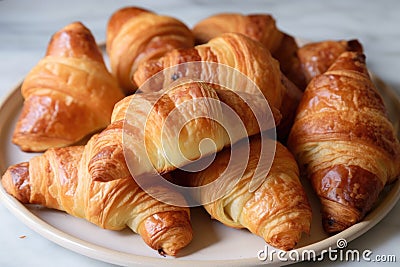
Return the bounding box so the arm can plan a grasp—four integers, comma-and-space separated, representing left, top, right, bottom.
288, 51, 400, 233
12, 22, 124, 152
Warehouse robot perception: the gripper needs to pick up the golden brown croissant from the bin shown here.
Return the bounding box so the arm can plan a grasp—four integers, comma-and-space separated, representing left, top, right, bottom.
297, 39, 363, 83
288, 51, 400, 233
171, 136, 312, 251
1, 139, 192, 256
90, 80, 280, 184
12, 22, 124, 152
192, 13, 307, 90
134, 32, 301, 142
134, 32, 290, 114
106, 6, 194, 94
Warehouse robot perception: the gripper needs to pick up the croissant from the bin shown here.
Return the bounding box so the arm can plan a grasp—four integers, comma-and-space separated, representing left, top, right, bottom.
192, 13, 307, 90
297, 39, 363, 83
12, 22, 124, 152
1, 138, 192, 256
171, 136, 312, 251
90, 80, 280, 185
106, 6, 194, 94
134, 32, 301, 141
134, 32, 292, 114
288, 51, 400, 233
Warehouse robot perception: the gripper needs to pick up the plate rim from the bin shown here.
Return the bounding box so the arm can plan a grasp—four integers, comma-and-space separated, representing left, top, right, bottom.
1, 77, 400, 267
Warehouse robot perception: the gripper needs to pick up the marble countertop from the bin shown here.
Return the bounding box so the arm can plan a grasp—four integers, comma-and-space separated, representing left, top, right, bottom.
0, 0, 399, 266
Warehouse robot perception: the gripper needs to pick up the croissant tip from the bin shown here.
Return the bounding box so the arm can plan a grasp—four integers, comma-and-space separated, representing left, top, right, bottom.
322, 217, 351, 234
321, 206, 361, 234
158, 248, 167, 257
61, 21, 87, 31
158, 247, 180, 257
1, 162, 31, 203
46, 20, 103, 62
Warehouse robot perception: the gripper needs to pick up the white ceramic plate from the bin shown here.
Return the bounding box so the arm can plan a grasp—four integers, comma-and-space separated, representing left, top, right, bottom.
0, 74, 399, 266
